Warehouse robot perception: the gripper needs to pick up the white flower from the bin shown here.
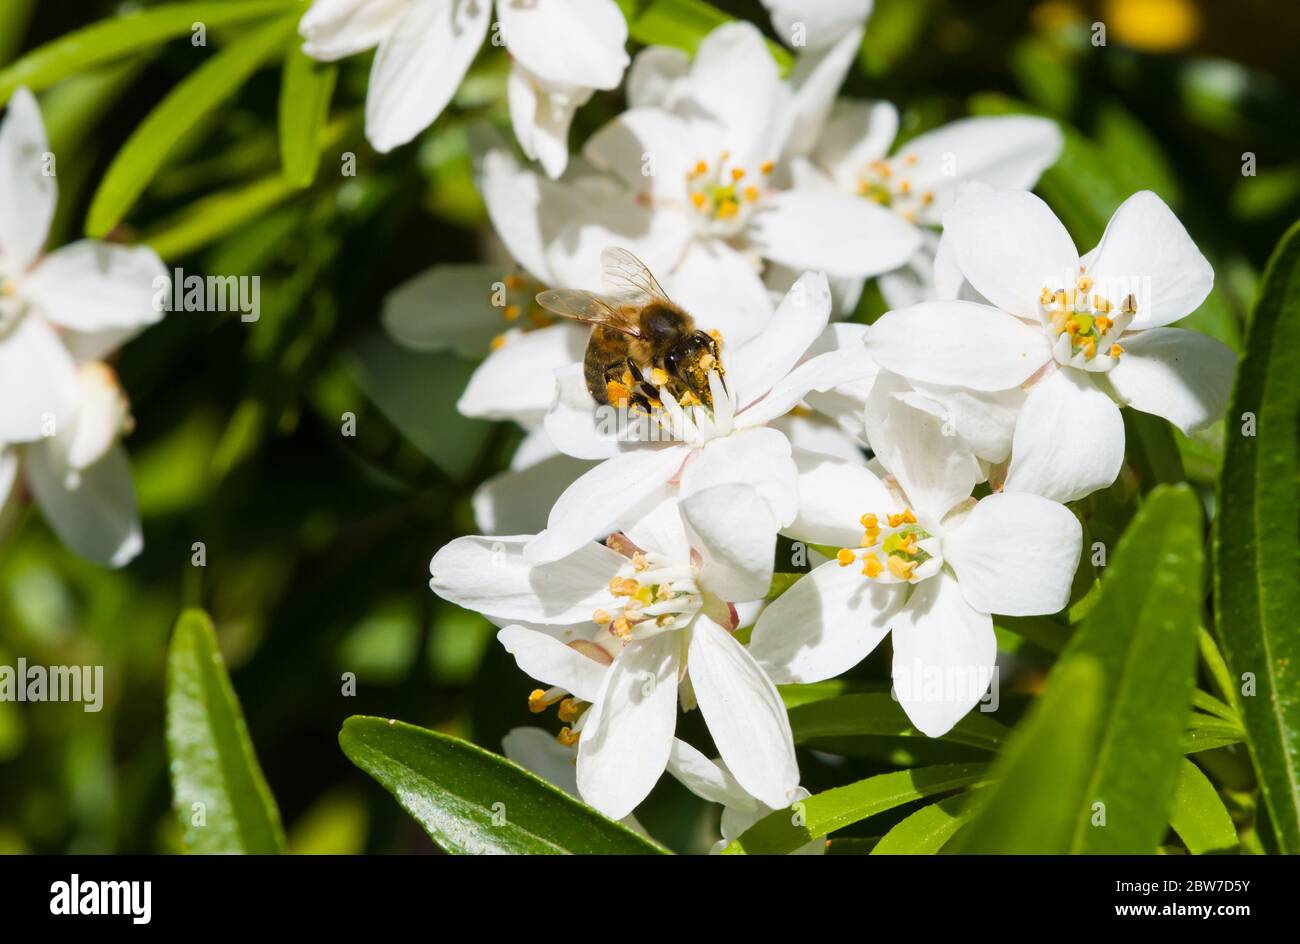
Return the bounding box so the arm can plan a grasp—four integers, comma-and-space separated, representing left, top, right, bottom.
430, 489, 799, 820
665, 738, 824, 855
529, 269, 873, 564
299, 0, 630, 174
801, 100, 1062, 308
761, 0, 873, 50
564, 21, 919, 298
749, 395, 1082, 736
2, 363, 143, 567
864, 189, 1237, 503
0, 88, 165, 445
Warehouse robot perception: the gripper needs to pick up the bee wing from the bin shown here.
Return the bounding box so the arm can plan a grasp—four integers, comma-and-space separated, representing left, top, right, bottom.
534, 288, 643, 337
600, 247, 673, 306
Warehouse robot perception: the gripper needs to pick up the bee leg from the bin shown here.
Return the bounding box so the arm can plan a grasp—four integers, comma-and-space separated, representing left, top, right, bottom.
622, 359, 658, 413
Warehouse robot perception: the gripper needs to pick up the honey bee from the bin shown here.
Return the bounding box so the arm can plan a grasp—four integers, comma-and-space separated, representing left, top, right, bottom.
535, 248, 724, 410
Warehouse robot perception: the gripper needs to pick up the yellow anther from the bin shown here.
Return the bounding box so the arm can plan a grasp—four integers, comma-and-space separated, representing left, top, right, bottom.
921, 191, 934, 205
904, 153, 919, 166
693, 160, 708, 176
656, 614, 676, 628
1065, 320, 1079, 337
1081, 338, 1097, 359
490, 333, 507, 351
860, 529, 879, 548
860, 513, 878, 529
690, 191, 707, 210
632, 551, 649, 571
717, 199, 739, 220
901, 210, 917, 223
869, 160, 891, 178
558, 698, 580, 722
760, 160, 775, 174
504, 274, 527, 290
649, 367, 669, 386
886, 509, 917, 528
887, 556, 917, 581
836, 548, 856, 567
1040, 287, 1054, 306
1095, 315, 1113, 334
861, 554, 883, 578
743, 185, 759, 202
730, 167, 746, 182
592, 609, 611, 625
1110, 343, 1125, 357
528, 689, 551, 713
557, 726, 579, 747
503, 304, 521, 321
679, 390, 701, 407
898, 179, 912, 195
609, 577, 640, 596
1076, 275, 1094, 292
611, 616, 632, 638
857, 180, 871, 196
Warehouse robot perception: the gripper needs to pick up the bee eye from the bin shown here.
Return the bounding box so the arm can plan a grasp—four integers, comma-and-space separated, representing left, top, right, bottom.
664, 350, 679, 371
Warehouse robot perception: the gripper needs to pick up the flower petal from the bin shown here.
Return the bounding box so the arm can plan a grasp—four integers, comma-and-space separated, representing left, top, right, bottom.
891, 572, 996, 737
786, 447, 892, 547
942, 190, 1078, 318
381, 263, 505, 357
364, 0, 488, 152
681, 483, 776, 603
0, 315, 78, 443
762, 0, 872, 49
687, 615, 798, 810
665, 738, 757, 811
1085, 191, 1214, 329
737, 343, 877, 429
0, 87, 56, 271
1104, 327, 1236, 434
748, 189, 922, 279
21, 240, 166, 334
665, 239, 773, 348
496, 625, 608, 703
727, 271, 831, 408
473, 452, 596, 535
429, 534, 625, 624
680, 428, 799, 528
577, 632, 679, 819
749, 559, 903, 683
812, 98, 898, 185
507, 65, 589, 179
298, 0, 409, 60
942, 492, 1081, 617
865, 301, 1051, 391
497, 0, 629, 90
1004, 367, 1125, 503
457, 323, 586, 424
783, 27, 863, 159
626, 45, 689, 109
525, 445, 690, 563
25, 442, 142, 568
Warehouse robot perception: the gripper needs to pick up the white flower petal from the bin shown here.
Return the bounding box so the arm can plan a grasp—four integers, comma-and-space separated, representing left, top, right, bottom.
763, 0, 872, 49
665, 738, 757, 811
364, 0, 488, 152
0, 315, 78, 443
942, 190, 1078, 318
25, 442, 141, 568
0, 87, 56, 271
680, 428, 799, 528
626, 45, 689, 109
497, 625, 608, 703
473, 451, 596, 535
525, 445, 690, 563
748, 189, 921, 279
1085, 191, 1214, 329
457, 323, 585, 424
681, 483, 776, 603
507, 64, 590, 179
542, 364, 625, 461
865, 301, 1051, 391
771, 411, 866, 464
298, 0, 410, 60
577, 633, 680, 819
475, 144, 558, 285
542, 195, 693, 293
685, 22, 786, 169
22, 241, 166, 334
942, 492, 1081, 617
381, 263, 505, 357
727, 271, 831, 408
891, 572, 996, 737
738, 344, 877, 429
1004, 367, 1125, 504
498, 0, 628, 90
786, 447, 892, 547
812, 98, 898, 185
687, 615, 798, 810
1104, 327, 1236, 434
906, 379, 1025, 465
582, 107, 691, 201
429, 535, 625, 624
783, 27, 863, 159
665, 240, 773, 348
749, 559, 904, 683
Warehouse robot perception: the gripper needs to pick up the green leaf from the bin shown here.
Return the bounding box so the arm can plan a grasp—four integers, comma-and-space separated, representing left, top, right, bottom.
85, 14, 296, 238
1058, 485, 1206, 853
1168, 760, 1239, 854
165, 609, 286, 854
630, 0, 792, 71
788, 693, 1008, 752
278, 44, 335, 187
1213, 219, 1300, 853
0, 1, 295, 103
870, 793, 975, 854
339, 716, 667, 854
722, 763, 989, 855
948, 658, 1105, 854
1123, 408, 1185, 491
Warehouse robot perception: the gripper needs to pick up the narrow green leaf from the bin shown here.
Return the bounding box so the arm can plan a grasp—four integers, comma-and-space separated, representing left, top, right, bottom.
870, 794, 974, 854
1169, 760, 1239, 854
948, 658, 1105, 854
0, 0, 35, 67
722, 763, 988, 855
1060, 485, 1205, 853
1184, 715, 1245, 753
1213, 219, 1300, 853
788, 693, 1008, 752
85, 15, 296, 238
278, 44, 335, 187
339, 716, 667, 854
0, 1, 294, 102
165, 609, 286, 854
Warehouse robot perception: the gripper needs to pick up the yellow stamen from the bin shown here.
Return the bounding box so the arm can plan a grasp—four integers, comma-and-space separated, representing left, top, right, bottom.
632, 551, 649, 571
717, 199, 739, 220
490, 333, 507, 351
898, 179, 912, 195
921, 191, 934, 205
861, 554, 883, 578
1095, 315, 1113, 334
690, 191, 707, 210
649, 367, 669, 387
693, 160, 708, 177
1076, 275, 1094, 292
904, 153, 919, 166
860, 513, 878, 529
743, 185, 759, 202
730, 167, 745, 182
1110, 343, 1125, 357
887, 556, 917, 581
528, 689, 557, 713
1040, 287, 1054, 306
760, 160, 775, 174
592, 609, 611, 625
557, 726, 579, 747
558, 698, 580, 723
836, 548, 856, 567
503, 304, 520, 321
611, 616, 632, 638
1081, 338, 1096, 359
504, 274, 527, 290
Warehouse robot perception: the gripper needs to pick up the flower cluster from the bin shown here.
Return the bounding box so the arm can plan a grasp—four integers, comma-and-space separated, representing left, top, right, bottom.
363, 10, 1238, 833
0, 90, 167, 568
